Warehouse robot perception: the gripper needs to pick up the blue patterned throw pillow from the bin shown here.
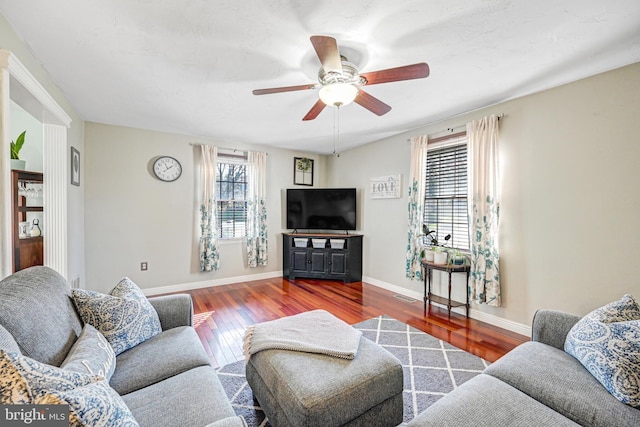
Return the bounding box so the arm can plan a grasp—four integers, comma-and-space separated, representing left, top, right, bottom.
0, 349, 138, 426
565, 294, 640, 407
72, 278, 162, 355
39, 380, 139, 427
0, 349, 100, 404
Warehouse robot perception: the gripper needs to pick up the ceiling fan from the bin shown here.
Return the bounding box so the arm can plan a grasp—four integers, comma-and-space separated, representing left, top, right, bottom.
252, 35, 430, 121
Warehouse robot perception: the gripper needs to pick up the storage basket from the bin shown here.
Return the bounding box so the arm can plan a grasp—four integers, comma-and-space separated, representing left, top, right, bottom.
330, 239, 346, 249
293, 238, 308, 248
311, 238, 327, 248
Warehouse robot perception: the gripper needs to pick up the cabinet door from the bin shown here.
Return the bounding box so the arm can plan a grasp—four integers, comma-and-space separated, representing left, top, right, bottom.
328, 251, 347, 276
291, 250, 309, 274
309, 251, 327, 273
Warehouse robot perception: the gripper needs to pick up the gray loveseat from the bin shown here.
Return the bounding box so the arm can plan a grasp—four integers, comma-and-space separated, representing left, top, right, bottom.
408, 309, 640, 427
0, 266, 245, 427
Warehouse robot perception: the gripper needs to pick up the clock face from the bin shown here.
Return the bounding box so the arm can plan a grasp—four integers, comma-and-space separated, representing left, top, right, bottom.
153, 156, 182, 182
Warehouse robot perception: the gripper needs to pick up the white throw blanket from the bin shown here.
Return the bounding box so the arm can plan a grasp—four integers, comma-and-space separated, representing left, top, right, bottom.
243, 310, 362, 362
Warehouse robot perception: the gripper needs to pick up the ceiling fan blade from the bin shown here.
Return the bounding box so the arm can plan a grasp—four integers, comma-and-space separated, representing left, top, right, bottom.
310, 35, 343, 74
359, 63, 430, 86
252, 83, 316, 95
302, 99, 326, 121
354, 90, 392, 116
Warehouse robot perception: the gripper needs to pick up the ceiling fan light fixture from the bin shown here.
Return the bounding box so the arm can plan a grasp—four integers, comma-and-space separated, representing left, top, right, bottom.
319, 83, 358, 107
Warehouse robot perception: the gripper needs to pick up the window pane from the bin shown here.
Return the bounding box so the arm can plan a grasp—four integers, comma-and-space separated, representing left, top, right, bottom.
216, 161, 248, 238
423, 142, 469, 250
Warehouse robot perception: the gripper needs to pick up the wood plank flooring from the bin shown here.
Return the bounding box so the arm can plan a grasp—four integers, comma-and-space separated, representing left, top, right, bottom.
186, 277, 528, 368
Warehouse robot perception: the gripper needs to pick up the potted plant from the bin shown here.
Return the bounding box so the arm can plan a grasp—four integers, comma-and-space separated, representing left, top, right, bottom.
10, 130, 26, 170
422, 225, 450, 263
450, 249, 466, 265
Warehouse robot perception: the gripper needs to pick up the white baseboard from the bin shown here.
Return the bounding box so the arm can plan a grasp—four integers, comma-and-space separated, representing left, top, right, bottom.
142, 271, 283, 296
363, 275, 531, 337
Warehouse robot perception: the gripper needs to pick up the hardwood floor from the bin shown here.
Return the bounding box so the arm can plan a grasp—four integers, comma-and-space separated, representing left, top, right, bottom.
186, 277, 528, 368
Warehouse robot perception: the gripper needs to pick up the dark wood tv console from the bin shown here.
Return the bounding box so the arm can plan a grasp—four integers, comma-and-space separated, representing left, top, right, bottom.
282, 233, 363, 283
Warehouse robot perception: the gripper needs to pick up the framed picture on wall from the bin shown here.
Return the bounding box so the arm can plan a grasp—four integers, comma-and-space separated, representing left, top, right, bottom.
71, 146, 80, 186
294, 157, 313, 186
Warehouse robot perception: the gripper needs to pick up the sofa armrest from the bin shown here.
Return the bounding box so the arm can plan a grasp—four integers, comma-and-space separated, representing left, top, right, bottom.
531, 309, 581, 350
148, 294, 194, 330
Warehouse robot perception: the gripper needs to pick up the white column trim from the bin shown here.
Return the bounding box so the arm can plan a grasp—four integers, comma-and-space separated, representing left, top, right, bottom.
0, 49, 71, 279
43, 124, 68, 278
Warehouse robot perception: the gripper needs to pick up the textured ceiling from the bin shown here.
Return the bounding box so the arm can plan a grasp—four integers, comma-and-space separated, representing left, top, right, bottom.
1, 1, 639, 154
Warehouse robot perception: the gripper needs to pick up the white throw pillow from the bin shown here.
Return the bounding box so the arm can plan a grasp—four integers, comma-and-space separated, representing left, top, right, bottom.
61, 324, 116, 380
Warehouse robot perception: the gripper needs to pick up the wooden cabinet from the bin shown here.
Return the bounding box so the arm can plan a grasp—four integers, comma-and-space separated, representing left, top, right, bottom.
283, 233, 362, 283
11, 170, 44, 272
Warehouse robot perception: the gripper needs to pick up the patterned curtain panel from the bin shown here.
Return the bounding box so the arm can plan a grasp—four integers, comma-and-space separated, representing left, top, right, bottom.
406, 136, 429, 280
246, 151, 268, 267
467, 115, 501, 306
199, 145, 220, 272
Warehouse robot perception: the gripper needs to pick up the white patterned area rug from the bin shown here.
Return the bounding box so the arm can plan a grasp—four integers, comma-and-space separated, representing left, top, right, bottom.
216, 315, 489, 426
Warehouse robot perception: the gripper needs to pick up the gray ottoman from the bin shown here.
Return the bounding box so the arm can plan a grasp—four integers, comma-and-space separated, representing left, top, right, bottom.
245, 335, 403, 427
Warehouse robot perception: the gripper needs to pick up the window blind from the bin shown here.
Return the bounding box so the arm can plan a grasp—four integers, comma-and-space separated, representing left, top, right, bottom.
423, 142, 469, 250
216, 161, 248, 239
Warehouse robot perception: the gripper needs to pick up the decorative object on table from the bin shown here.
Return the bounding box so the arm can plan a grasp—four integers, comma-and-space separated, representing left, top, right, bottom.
451, 249, 466, 265
18, 221, 29, 239
433, 249, 448, 264
70, 146, 80, 186
10, 130, 27, 170
293, 157, 313, 185
30, 219, 41, 237
152, 155, 182, 182
370, 174, 401, 199
218, 315, 487, 426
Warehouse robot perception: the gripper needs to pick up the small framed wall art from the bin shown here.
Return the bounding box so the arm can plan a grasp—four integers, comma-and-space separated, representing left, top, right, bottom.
370, 174, 401, 199
71, 146, 80, 186
294, 157, 314, 186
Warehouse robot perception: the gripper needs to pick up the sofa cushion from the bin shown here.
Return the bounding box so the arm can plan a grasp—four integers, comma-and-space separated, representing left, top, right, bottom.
61, 324, 116, 381
564, 294, 640, 407
109, 326, 210, 395
407, 374, 580, 426
122, 366, 239, 427
485, 341, 640, 427
72, 277, 162, 355
0, 266, 83, 366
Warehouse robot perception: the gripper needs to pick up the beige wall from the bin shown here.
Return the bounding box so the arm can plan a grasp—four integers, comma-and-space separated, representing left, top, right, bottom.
84, 123, 325, 293
0, 14, 85, 285
327, 61, 640, 326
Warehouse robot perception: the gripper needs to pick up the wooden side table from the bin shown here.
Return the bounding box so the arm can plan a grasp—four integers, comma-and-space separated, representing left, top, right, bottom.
422, 261, 471, 317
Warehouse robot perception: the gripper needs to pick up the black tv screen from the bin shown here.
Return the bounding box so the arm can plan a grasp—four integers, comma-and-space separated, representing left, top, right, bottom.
286, 188, 357, 231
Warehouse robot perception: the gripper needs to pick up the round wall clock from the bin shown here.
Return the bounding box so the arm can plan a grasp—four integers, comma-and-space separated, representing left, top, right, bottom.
153, 156, 182, 182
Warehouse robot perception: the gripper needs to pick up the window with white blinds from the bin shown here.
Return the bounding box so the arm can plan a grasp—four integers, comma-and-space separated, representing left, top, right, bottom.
216, 154, 248, 239
423, 140, 470, 250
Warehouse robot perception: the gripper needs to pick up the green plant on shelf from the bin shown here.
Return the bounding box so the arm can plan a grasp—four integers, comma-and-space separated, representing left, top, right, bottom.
10, 130, 26, 160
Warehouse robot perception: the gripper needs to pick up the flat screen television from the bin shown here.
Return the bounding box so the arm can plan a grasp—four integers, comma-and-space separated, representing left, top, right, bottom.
286, 188, 357, 231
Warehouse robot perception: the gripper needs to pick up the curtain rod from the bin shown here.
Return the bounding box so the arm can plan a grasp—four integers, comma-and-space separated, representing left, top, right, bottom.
188, 142, 268, 156
406, 113, 504, 143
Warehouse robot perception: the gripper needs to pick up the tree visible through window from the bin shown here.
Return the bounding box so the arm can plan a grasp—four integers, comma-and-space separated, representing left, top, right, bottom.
423, 141, 470, 250
216, 162, 247, 239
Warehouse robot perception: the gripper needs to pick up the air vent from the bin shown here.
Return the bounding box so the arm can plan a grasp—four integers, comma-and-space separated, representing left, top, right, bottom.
393, 294, 418, 304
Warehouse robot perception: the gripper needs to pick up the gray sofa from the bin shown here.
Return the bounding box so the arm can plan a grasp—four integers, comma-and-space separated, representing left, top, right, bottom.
0, 266, 245, 427
408, 309, 640, 427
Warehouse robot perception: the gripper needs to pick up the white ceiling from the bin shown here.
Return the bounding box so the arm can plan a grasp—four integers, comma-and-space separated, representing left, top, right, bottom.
1, 1, 639, 154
